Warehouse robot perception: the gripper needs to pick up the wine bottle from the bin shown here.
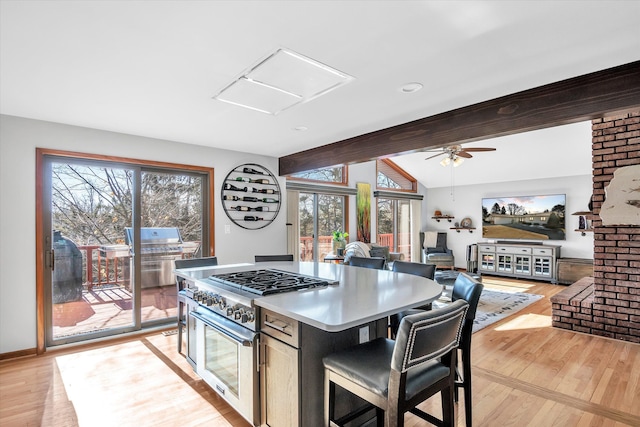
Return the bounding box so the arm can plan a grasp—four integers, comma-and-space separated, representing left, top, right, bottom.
223, 195, 240, 201
242, 196, 258, 202
235, 177, 251, 182
243, 167, 261, 175
244, 215, 263, 221
250, 178, 270, 184
254, 206, 269, 212
252, 188, 275, 194
224, 183, 248, 192
262, 197, 278, 203
231, 206, 250, 211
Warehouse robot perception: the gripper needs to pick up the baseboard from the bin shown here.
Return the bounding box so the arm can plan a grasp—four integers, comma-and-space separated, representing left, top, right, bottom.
0, 347, 37, 361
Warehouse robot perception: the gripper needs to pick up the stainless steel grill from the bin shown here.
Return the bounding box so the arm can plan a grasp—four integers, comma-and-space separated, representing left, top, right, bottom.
125, 227, 184, 288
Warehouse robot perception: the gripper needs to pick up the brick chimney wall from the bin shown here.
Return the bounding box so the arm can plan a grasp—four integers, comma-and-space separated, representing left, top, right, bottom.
591, 111, 640, 343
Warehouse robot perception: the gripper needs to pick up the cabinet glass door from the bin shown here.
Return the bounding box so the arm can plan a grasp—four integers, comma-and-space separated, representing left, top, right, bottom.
534, 257, 552, 277
480, 253, 495, 271
514, 255, 531, 275
497, 255, 513, 273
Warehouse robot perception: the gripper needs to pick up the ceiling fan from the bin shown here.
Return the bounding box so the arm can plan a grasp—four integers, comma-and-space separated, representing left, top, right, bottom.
425, 144, 496, 167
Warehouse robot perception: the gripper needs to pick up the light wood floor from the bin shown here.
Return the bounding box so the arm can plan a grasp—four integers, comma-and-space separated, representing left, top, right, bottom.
1, 276, 639, 426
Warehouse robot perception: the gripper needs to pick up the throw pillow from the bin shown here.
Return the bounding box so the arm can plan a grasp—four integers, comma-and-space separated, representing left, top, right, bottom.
369, 245, 390, 261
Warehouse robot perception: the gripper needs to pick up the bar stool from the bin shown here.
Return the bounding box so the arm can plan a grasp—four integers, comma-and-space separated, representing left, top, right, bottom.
175, 256, 218, 354
254, 254, 294, 262
449, 274, 483, 427
323, 300, 469, 427
347, 256, 386, 270
390, 261, 436, 338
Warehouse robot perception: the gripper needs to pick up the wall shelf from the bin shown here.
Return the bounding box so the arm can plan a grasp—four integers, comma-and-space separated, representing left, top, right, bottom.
575, 228, 594, 236
451, 227, 475, 233
432, 215, 454, 222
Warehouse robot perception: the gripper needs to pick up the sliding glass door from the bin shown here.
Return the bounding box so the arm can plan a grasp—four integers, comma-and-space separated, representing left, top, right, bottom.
41, 152, 210, 347
377, 198, 412, 261
298, 192, 345, 262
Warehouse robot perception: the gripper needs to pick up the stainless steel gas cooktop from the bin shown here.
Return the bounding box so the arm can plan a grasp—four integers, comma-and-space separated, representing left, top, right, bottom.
208, 269, 332, 296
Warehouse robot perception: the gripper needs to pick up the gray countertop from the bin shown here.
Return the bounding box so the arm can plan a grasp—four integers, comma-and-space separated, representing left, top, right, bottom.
176, 261, 442, 332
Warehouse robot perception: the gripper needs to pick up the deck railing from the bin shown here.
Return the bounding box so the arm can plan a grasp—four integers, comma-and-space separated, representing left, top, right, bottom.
299, 233, 411, 261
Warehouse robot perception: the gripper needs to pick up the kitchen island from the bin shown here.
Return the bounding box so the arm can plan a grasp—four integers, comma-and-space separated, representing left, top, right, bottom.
176, 261, 442, 426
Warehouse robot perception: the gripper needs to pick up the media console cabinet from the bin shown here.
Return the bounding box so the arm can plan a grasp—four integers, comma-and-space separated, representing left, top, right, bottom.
477, 242, 561, 283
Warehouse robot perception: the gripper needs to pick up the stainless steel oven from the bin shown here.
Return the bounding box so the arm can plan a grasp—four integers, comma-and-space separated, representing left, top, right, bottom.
190, 307, 259, 426
177, 267, 331, 427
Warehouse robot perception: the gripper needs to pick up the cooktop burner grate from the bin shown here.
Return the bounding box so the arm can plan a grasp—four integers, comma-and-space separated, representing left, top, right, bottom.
209, 269, 330, 296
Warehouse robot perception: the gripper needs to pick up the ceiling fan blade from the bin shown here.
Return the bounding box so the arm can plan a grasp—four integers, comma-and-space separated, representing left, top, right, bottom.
457, 151, 473, 158
424, 152, 445, 160
462, 147, 496, 152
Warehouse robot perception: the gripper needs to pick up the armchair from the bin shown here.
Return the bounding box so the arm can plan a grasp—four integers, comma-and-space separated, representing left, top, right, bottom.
420, 231, 455, 270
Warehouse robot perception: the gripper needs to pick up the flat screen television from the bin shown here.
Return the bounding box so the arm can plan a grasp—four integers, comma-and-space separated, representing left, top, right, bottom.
482, 194, 566, 241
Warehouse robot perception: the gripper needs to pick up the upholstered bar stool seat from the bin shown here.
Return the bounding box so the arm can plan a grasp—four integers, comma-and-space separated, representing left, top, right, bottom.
324, 339, 450, 401
324, 300, 469, 427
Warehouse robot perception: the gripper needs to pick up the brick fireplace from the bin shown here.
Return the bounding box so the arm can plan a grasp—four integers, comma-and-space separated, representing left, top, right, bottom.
552, 111, 640, 343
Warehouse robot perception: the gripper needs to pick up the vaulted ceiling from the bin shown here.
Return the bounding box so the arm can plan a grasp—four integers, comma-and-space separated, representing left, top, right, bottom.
1, 1, 639, 187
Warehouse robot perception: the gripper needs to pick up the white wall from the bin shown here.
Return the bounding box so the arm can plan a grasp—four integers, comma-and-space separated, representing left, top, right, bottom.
423, 175, 594, 269
0, 115, 287, 354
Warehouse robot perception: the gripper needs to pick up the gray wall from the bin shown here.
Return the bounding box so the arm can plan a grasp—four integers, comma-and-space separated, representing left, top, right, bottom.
0, 115, 287, 354
0, 114, 594, 354
422, 175, 594, 269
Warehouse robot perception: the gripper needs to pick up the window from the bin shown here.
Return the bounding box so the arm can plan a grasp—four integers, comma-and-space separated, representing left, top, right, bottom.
299, 193, 346, 262
288, 165, 347, 185
376, 159, 416, 191
375, 159, 419, 261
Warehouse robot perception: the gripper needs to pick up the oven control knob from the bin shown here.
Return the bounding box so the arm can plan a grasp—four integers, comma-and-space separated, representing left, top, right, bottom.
246, 311, 255, 323
218, 298, 226, 310
206, 297, 213, 306
226, 307, 233, 316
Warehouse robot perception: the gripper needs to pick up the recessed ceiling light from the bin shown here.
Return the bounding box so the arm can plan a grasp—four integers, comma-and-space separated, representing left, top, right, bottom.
213, 48, 354, 115
293, 126, 308, 132
399, 82, 423, 93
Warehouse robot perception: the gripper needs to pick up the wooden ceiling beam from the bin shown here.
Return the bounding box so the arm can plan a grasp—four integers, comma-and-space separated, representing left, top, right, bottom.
279, 60, 640, 176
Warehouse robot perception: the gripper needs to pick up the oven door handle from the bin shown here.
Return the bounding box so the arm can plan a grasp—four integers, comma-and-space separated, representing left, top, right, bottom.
190, 310, 256, 347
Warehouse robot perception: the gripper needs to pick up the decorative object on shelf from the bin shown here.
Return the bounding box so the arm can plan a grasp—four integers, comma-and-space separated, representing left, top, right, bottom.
571, 210, 594, 236
460, 217, 472, 228
332, 230, 349, 255
356, 182, 371, 243
221, 163, 281, 230
434, 210, 442, 216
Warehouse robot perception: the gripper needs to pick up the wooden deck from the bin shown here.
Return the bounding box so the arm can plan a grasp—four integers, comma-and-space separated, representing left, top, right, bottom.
2, 275, 639, 426
53, 284, 178, 339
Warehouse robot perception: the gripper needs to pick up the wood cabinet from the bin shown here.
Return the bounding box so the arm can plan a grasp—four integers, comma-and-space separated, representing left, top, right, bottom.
259, 308, 386, 427
477, 242, 561, 283
260, 333, 299, 427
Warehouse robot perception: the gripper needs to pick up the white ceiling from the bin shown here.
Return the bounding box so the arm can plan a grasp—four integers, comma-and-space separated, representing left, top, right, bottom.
1, 1, 638, 187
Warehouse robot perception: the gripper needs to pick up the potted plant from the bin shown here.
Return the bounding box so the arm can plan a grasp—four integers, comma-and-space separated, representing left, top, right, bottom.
332, 230, 349, 256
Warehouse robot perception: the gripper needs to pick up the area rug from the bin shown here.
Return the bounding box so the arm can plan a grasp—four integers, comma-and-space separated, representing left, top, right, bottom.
435, 289, 544, 333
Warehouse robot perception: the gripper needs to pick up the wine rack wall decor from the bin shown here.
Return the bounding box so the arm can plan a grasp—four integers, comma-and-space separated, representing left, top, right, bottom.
221, 163, 281, 230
